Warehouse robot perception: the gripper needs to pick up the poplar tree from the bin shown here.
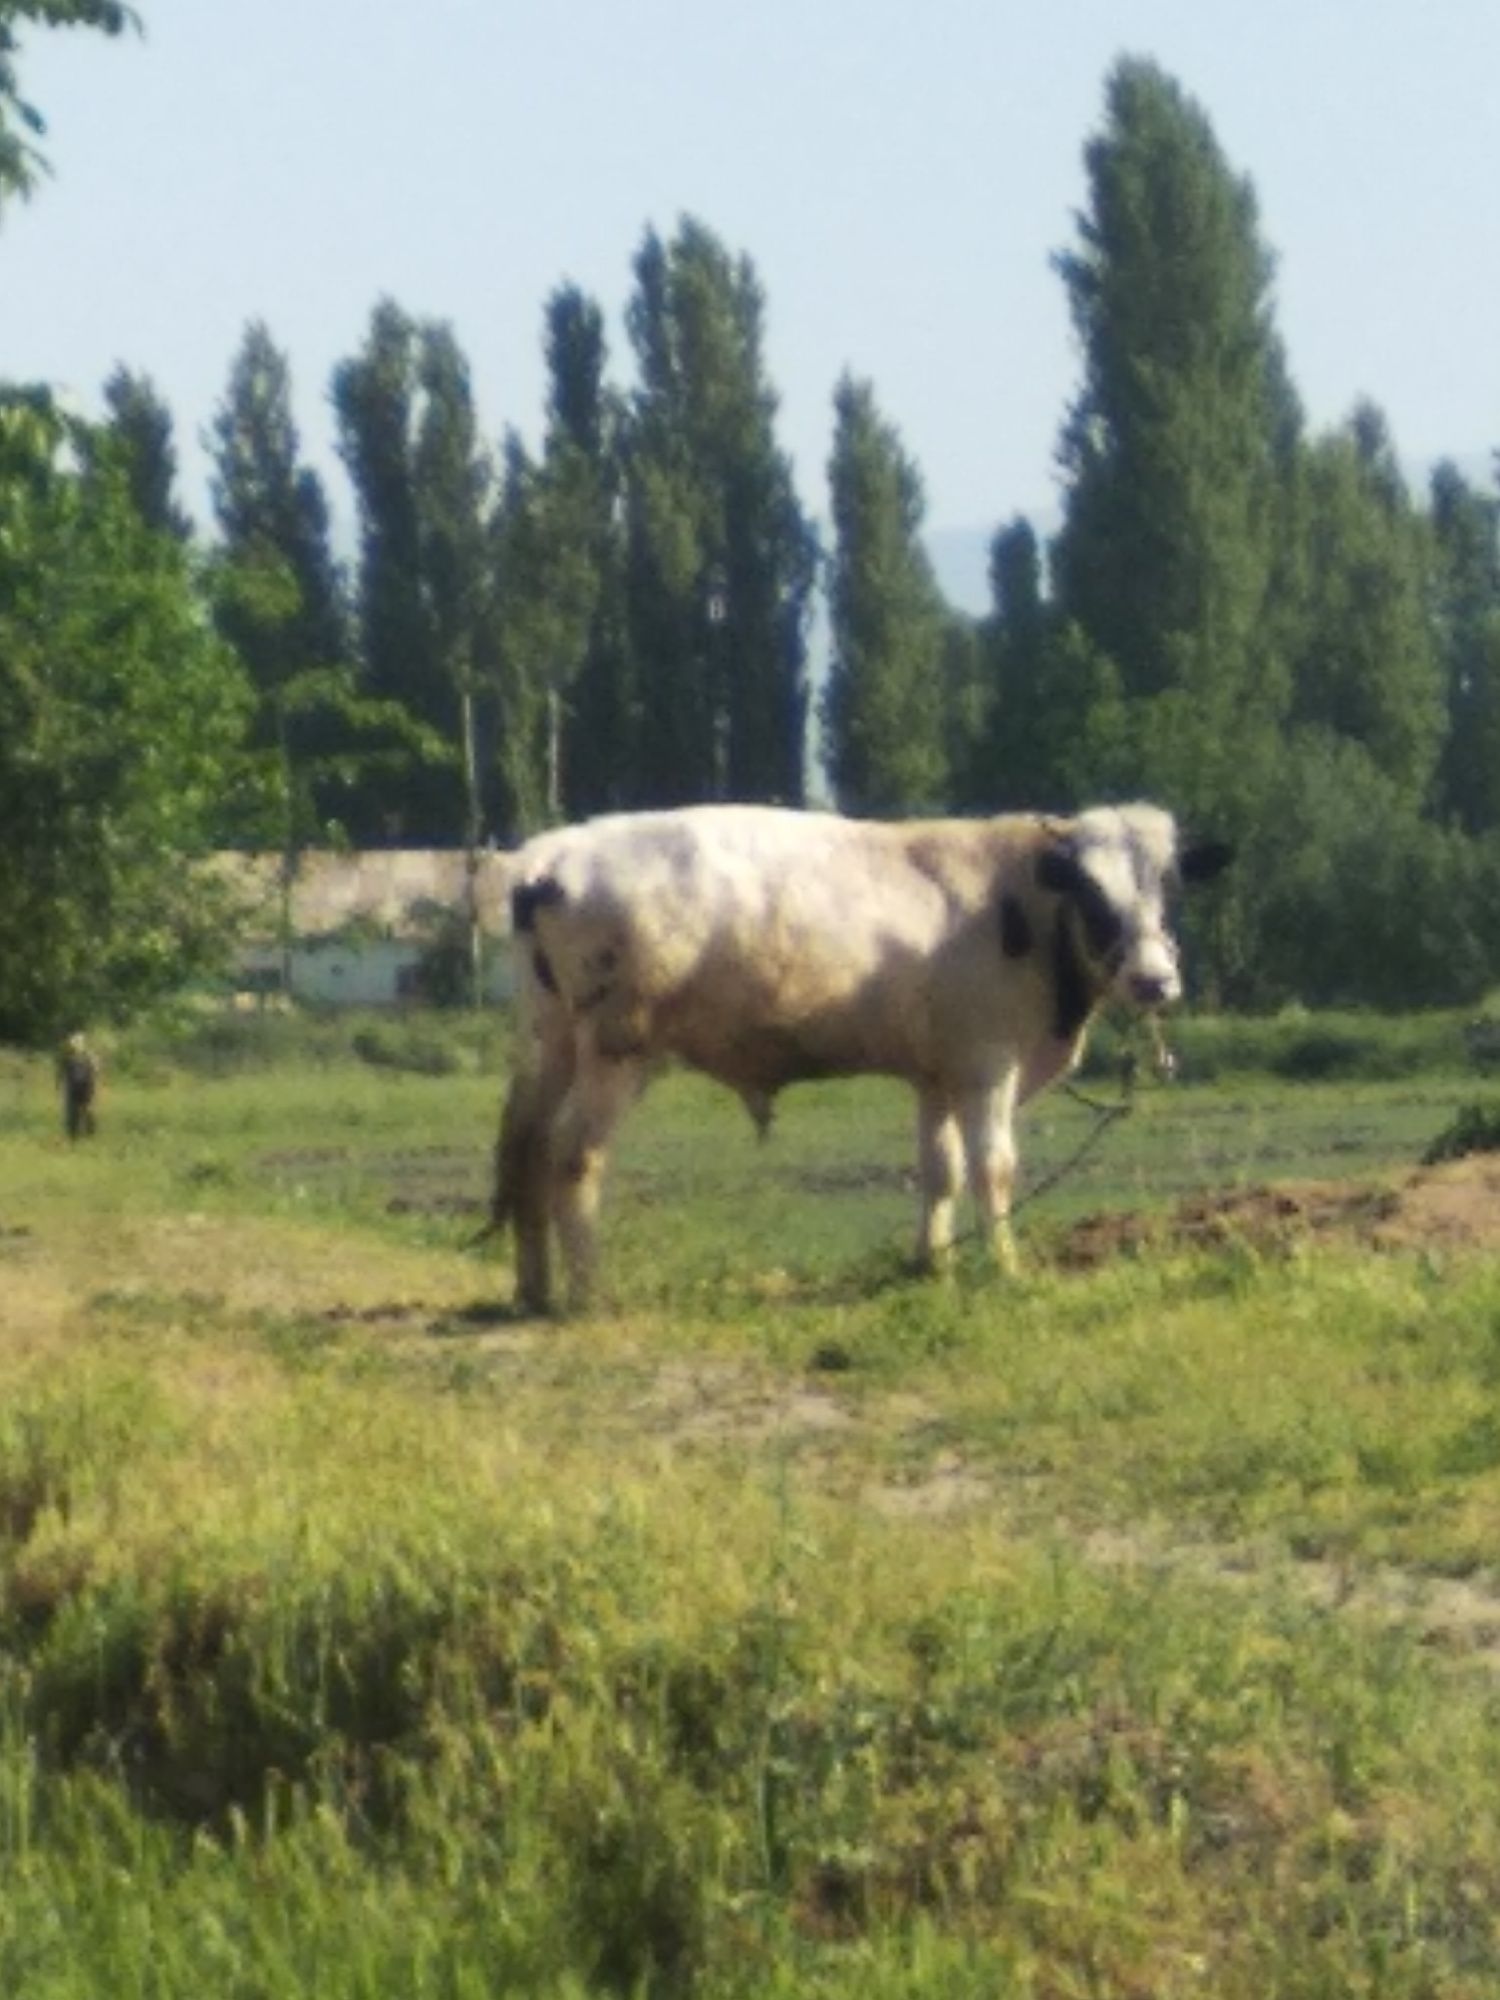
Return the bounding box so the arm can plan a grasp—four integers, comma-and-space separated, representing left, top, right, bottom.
1051, 56, 1297, 834
978, 554, 1130, 819
544, 285, 631, 821
97, 365, 192, 542
623, 219, 815, 806
491, 428, 603, 836
413, 321, 496, 856
211, 324, 348, 696
967, 517, 1054, 810
209, 322, 372, 855
487, 290, 620, 840
1431, 459, 1500, 833
332, 300, 432, 840
332, 302, 494, 844
822, 373, 948, 813
1287, 405, 1443, 805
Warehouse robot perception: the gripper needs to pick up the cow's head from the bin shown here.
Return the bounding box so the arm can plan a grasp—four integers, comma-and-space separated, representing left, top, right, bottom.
1037, 804, 1231, 1018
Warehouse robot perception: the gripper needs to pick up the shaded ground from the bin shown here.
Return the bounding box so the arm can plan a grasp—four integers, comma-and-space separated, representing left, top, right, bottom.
1052, 1153, 1500, 1268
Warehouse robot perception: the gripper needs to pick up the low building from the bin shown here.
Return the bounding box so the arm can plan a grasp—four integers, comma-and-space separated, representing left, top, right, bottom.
219, 849, 516, 1008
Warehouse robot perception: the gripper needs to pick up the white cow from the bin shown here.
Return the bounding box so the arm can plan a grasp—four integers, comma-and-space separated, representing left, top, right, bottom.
491, 802, 1229, 1312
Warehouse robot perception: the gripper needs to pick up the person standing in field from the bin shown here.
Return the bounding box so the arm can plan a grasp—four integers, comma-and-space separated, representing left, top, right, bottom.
57, 1032, 99, 1140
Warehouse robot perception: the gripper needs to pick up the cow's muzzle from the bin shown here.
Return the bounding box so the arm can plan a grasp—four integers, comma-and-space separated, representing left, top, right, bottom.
1129, 971, 1177, 1009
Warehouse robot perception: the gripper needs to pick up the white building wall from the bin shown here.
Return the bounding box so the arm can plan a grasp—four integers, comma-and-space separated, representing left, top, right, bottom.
236, 938, 515, 1007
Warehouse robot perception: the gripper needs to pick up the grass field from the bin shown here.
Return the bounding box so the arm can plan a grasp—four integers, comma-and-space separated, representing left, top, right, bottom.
2, 1012, 1500, 1996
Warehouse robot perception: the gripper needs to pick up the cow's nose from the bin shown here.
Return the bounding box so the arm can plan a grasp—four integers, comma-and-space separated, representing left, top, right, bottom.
1130, 972, 1174, 1009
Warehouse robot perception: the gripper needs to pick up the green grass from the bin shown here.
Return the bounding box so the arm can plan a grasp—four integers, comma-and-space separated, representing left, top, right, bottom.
3, 1013, 1500, 1994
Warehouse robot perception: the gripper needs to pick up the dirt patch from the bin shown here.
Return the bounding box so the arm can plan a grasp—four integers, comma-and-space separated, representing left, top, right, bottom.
1052, 1154, 1500, 1268
631, 1360, 857, 1445
1084, 1524, 1500, 1674
866, 1450, 994, 1519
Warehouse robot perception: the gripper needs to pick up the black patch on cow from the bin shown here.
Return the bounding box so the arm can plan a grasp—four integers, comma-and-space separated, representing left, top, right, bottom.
512, 877, 564, 934
576, 946, 621, 1014
1035, 845, 1083, 898
1076, 879, 1124, 960
532, 947, 558, 994
1052, 915, 1095, 1040
1179, 839, 1234, 885
999, 893, 1033, 959
1037, 846, 1123, 961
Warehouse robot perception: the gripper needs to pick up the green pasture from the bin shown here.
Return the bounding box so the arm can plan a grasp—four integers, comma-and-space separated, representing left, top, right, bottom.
2, 1010, 1500, 1995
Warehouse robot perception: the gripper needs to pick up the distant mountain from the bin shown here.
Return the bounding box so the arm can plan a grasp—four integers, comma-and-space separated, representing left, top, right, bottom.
926, 509, 1060, 617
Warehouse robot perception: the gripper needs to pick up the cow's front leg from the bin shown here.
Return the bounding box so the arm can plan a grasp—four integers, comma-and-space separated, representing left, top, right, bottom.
916, 1087, 964, 1271
960, 1073, 1021, 1275
550, 1051, 642, 1312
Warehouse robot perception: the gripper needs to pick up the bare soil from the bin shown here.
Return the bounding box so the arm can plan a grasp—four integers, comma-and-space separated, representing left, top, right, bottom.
1051, 1153, 1500, 1268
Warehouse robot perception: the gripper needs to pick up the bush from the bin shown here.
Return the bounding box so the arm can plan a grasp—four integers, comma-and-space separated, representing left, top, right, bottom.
101, 1005, 514, 1081
1423, 1100, 1500, 1166
1142, 1007, 1477, 1086
350, 1021, 463, 1076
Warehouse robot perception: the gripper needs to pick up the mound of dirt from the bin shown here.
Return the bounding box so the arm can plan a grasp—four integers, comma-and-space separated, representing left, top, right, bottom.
1053, 1154, 1500, 1268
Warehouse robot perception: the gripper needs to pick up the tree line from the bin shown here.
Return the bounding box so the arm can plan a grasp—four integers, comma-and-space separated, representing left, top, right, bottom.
3, 21, 1500, 1037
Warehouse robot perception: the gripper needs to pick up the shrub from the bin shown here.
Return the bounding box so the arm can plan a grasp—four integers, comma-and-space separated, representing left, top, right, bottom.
1422, 1100, 1500, 1166
350, 1022, 463, 1076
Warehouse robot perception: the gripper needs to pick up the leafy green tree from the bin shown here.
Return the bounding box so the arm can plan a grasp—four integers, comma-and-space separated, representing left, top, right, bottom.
623, 219, 816, 806
1247, 733, 1495, 1008
822, 373, 948, 813
1431, 458, 1500, 832
1051, 55, 1298, 834
0, 392, 251, 1042
94, 365, 192, 541
0, 0, 135, 203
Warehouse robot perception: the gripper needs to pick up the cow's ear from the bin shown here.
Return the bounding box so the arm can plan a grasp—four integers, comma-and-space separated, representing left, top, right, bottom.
1036, 844, 1087, 896
1179, 840, 1233, 885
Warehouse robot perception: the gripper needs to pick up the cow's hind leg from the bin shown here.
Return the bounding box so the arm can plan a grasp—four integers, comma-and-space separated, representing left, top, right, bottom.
916, 1087, 964, 1271
550, 1051, 643, 1312
493, 1033, 574, 1314
959, 1073, 1021, 1275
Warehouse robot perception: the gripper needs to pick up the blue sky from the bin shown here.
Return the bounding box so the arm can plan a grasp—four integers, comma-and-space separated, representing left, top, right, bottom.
5, 0, 1498, 604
